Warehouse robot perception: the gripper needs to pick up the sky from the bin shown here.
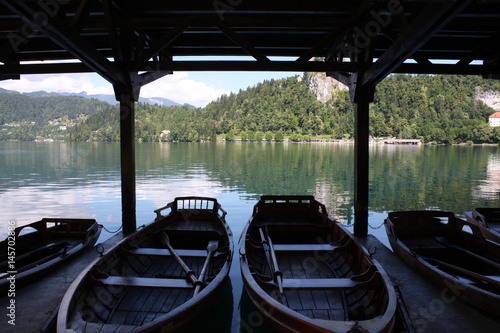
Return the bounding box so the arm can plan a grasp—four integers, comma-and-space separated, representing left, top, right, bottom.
0, 70, 302, 108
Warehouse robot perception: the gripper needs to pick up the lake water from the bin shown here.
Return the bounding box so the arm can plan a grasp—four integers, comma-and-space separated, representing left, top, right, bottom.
1, 141, 500, 331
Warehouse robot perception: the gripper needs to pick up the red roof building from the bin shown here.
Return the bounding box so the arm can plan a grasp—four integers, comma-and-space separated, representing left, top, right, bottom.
489, 112, 500, 127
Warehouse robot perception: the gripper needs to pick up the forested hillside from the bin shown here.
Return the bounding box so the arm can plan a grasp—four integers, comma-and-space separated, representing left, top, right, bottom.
371, 75, 500, 143
2, 74, 500, 143
0, 89, 110, 141
0, 89, 109, 123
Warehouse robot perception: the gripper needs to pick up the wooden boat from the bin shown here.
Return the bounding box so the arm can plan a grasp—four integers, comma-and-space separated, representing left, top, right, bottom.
465, 208, 500, 243
385, 210, 500, 318
240, 196, 397, 333
57, 197, 233, 333
0, 218, 101, 293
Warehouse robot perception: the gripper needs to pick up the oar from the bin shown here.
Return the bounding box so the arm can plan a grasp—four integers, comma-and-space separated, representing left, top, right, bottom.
259, 227, 285, 302
435, 237, 500, 270
159, 231, 198, 286
423, 256, 500, 288
193, 240, 219, 296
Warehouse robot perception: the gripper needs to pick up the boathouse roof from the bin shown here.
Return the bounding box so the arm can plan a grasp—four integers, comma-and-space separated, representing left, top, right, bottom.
1, 0, 499, 236
1, 1, 499, 82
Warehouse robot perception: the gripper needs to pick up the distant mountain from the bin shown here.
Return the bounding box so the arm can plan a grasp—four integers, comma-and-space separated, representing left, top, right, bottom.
0, 87, 21, 95
0, 87, 194, 108
56, 91, 195, 108
0, 88, 111, 128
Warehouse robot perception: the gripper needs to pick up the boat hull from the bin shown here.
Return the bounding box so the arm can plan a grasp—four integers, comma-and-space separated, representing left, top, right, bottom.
0, 218, 101, 293
57, 197, 233, 333
465, 208, 500, 244
385, 210, 500, 318
240, 196, 397, 333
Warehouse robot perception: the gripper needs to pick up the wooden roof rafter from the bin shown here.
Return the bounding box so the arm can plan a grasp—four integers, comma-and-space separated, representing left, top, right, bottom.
0, 0, 126, 86
361, 0, 475, 89
0, 0, 498, 80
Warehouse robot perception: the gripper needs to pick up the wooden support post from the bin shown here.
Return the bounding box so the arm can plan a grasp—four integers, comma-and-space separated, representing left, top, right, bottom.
350, 68, 375, 238
112, 71, 169, 235
116, 88, 137, 235
354, 94, 370, 237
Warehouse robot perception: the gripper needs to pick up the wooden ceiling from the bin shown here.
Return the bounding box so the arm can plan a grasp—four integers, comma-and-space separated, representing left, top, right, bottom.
1, 0, 499, 92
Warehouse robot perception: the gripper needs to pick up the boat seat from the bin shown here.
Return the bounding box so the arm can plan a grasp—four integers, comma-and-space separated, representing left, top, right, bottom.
125, 247, 208, 257
273, 244, 339, 252
92, 276, 193, 289
401, 237, 447, 250
282, 278, 377, 290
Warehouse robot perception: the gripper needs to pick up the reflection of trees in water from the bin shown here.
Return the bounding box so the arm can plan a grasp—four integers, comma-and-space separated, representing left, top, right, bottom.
369, 145, 499, 214
473, 153, 500, 200
205, 142, 355, 212
2, 141, 499, 230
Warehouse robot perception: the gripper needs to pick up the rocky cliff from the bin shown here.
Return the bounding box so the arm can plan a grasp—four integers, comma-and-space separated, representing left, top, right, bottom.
476, 87, 500, 111
303, 72, 348, 104
304, 73, 500, 114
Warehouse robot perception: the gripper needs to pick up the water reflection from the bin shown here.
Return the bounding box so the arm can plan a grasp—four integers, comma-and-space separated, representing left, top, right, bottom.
2, 142, 500, 237
1, 141, 500, 332
474, 152, 500, 200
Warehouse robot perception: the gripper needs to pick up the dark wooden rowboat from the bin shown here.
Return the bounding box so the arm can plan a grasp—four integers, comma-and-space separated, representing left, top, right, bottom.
0, 218, 101, 293
57, 197, 233, 333
465, 208, 500, 243
240, 196, 397, 332
385, 210, 500, 318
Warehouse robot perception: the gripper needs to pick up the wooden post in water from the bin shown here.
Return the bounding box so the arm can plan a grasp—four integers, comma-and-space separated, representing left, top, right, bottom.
115, 85, 137, 235
353, 92, 371, 237
112, 68, 171, 234
350, 68, 375, 238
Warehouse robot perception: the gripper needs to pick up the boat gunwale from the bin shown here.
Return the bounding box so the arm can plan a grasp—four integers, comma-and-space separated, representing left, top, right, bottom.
465, 208, 500, 243
0, 218, 101, 292
385, 210, 500, 318
57, 197, 233, 333
240, 195, 397, 333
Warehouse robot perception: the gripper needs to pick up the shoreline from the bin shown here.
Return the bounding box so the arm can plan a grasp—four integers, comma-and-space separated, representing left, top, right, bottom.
1, 139, 499, 146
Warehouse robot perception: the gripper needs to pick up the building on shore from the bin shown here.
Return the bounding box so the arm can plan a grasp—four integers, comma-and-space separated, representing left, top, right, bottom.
489, 112, 500, 127
381, 138, 422, 145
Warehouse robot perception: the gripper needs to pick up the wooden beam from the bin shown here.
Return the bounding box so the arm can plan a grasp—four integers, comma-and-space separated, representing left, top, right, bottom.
353, 79, 374, 237
133, 60, 357, 72
70, 0, 92, 32
115, 86, 137, 235
2, 61, 499, 76
456, 30, 500, 67
361, 0, 474, 88
326, 71, 352, 87
0, 0, 127, 87
132, 71, 173, 87
0, 59, 351, 75
0, 74, 19, 80
213, 19, 271, 63
134, 15, 195, 68
102, 0, 123, 64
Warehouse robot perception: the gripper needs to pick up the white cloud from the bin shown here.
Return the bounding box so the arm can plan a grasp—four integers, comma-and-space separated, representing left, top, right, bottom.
140, 72, 231, 107
0, 74, 114, 95
0, 72, 231, 107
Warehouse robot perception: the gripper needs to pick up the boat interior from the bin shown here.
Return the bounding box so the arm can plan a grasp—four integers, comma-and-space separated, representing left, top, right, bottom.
69, 218, 231, 328
244, 220, 390, 323
388, 213, 500, 293
0, 219, 97, 275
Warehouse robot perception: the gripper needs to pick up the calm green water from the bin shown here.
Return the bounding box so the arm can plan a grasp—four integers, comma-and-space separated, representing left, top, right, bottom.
1, 141, 499, 331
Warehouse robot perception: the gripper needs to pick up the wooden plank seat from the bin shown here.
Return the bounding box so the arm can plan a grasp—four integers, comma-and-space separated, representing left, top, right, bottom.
399, 237, 447, 250
125, 247, 209, 257
394, 225, 447, 238
272, 237, 355, 253
254, 219, 314, 227
282, 277, 379, 290
92, 276, 194, 289
273, 243, 339, 252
